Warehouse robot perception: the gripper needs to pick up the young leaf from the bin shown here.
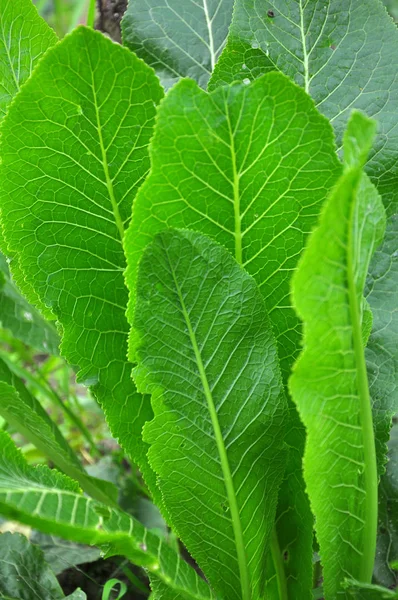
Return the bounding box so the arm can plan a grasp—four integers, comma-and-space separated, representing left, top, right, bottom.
0, 26, 164, 497
0, 0, 57, 120
0, 252, 59, 355
130, 229, 288, 600
0, 432, 215, 600
125, 71, 341, 597
0, 532, 64, 600
121, 0, 234, 89
0, 358, 118, 507
289, 112, 386, 598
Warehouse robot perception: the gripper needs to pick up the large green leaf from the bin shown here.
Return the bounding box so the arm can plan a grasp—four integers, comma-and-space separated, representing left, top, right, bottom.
289, 112, 386, 598
121, 0, 234, 89
209, 0, 398, 204
130, 228, 288, 600
0, 0, 57, 121
0, 252, 59, 354
125, 71, 341, 598
0, 532, 64, 600
0, 26, 164, 496
374, 421, 398, 588
0, 431, 215, 600
0, 358, 118, 506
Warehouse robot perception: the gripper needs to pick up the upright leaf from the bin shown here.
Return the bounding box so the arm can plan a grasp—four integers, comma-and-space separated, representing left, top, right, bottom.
0, 0, 57, 120
0, 252, 59, 354
0, 532, 64, 600
121, 0, 234, 89
125, 71, 341, 597
0, 27, 164, 496
0, 358, 118, 506
130, 229, 288, 600
0, 432, 215, 600
289, 112, 386, 598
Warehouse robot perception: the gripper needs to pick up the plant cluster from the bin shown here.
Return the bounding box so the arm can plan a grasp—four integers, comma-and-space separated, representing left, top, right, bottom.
0, 0, 397, 599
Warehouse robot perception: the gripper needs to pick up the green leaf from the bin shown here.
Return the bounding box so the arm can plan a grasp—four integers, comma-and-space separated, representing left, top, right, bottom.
121, 0, 234, 89
0, 431, 215, 600
65, 592, 87, 600
125, 71, 341, 598
0, 0, 57, 120
374, 421, 398, 588
0, 26, 164, 497
209, 0, 398, 206
0, 358, 118, 506
366, 218, 398, 473
289, 112, 386, 598
0, 252, 59, 354
30, 532, 101, 576
0, 532, 64, 600
130, 229, 288, 600
343, 580, 398, 599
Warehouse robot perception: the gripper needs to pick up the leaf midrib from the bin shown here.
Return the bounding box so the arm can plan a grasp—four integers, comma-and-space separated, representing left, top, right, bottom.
163, 238, 251, 600
88, 52, 125, 242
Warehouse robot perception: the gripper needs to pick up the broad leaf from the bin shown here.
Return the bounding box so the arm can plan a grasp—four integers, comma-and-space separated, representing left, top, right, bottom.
0, 358, 118, 506
374, 421, 398, 588
0, 0, 57, 120
0, 252, 59, 354
0, 431, 215, 600
290, 112, 386, 598
0, 532, 64, 600
121, 0, 234, 89
130, 229, 288, 600
125, 71, 341, 597
0, 26, 164, 496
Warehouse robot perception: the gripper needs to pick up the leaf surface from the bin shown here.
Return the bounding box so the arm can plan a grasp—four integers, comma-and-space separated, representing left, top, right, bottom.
125, 71, 341, 597
0, 431, 215, 600
130, 229, 288, 600
0, 0, 57, 120
0, 532, 64, 600
0, 26, 164, 495
121, 0, 234, 89
0, 252, 59, 354
0, 358, 118, 506
289, 112, 386, 598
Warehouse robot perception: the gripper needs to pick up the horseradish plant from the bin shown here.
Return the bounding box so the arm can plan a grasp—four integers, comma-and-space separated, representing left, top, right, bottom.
0, 0, 397, 599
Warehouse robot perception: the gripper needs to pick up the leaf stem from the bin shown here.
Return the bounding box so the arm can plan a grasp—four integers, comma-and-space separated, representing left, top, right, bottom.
86, 0, 97, 29
165, 242, 251, 600
347, 186, 378, 582
270, 527, 288, 600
